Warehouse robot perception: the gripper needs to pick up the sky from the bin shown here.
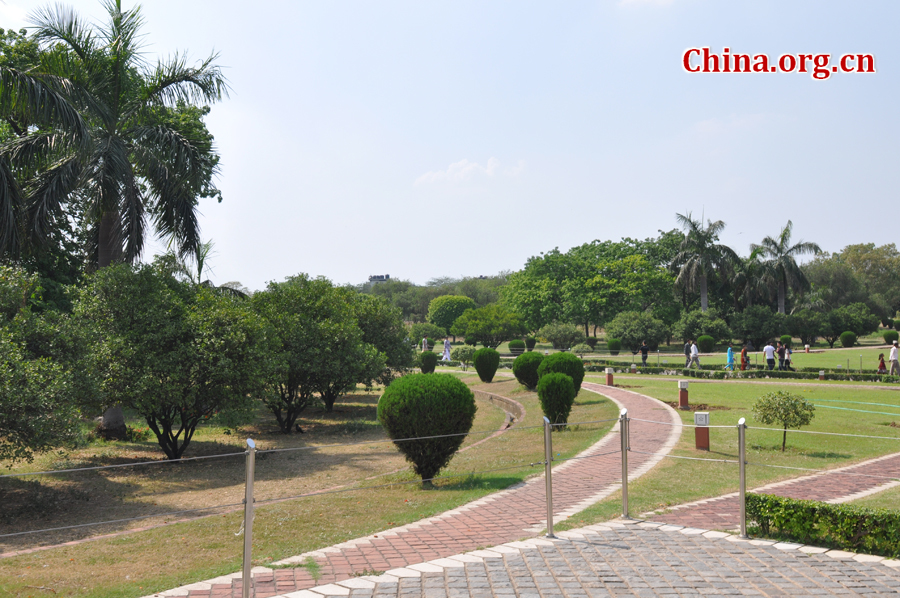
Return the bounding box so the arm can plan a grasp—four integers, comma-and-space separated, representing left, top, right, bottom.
2, 0, 897, 291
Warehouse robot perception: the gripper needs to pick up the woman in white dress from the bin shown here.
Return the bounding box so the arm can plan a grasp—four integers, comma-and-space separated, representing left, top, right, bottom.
442, 338, 452, 361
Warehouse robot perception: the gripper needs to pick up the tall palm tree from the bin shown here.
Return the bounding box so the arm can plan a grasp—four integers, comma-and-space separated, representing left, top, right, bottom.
752, 220, 821, 314
0, 0, 228, 266
732, 248, 774, 309
672, 212, 739, 312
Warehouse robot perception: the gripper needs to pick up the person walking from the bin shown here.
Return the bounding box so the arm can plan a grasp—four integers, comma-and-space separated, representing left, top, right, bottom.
421, 336, 429, 352
890, 340, 900, 375
638, 340, 650, 367
763, 341, 777, 370
689, 340, 701, 369
877, 353, 887, 374
776, 341, 786, 370
684, 339, 692, 368
442, 338, 452, 361
784, 346, 794, 371
740, 344, 749, 371
725, 343, 735, 371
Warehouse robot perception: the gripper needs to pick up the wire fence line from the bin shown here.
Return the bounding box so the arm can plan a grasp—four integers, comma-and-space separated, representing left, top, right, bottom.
0, 450, 248, 479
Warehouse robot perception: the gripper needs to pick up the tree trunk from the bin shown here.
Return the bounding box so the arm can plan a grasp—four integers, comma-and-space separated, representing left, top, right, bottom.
700, 275, 709, 312
98, 405, 127, 440
98, 210, 123, 267
778, 278, 786, 314
782, 427, 787, 452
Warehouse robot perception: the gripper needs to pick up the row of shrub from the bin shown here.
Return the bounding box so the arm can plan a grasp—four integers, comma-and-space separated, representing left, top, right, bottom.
746, 493, 900, 558
583, 364, 900, 383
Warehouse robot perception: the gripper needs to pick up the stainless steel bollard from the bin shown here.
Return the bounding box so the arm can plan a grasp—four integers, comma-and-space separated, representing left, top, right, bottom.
620, 408, 629, 519
737, 419, 748, 538
242, 438, 257, 598
543, 417, 555, 538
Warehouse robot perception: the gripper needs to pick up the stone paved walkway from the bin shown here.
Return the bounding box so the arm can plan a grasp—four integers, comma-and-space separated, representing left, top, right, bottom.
148, 384, 681, 597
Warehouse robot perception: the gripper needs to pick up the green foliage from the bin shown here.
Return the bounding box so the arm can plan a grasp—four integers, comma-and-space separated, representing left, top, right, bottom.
358, 275, 507, 324
351, 294, 414, 386
377, 374, 476, 483
525, 336, 537, 350
450, 304, 526, 348
672, 309, 731, 343
465, 336, 477, 346
571, 343, 593, 356
512, 352, 544, 390
508, 339, 526, 354
450, 346, 475, 368
820, 303, 880, 347
746, 493, 900, 558
884, 330, 899, 345
585, 337, 598, 349
427, 295, 475, 333
607, 338, 622, 355
786, 309, 825, 347
696, 335, 715, 353
75, 263, 266, 459
605, 311, 669, 352
840, 331, 857, 348
253, 275, 385, 432
537, 322, 585, 350
751, 390, 815, 451
886, 318, 895, 330
409, 322, 446, 346
418, 351, 438, 373
731, 305, 785, 349
780, 335, 792, 348
537, 352, 585, 395
473, 347, 501, 382
673, 212, 740, 312
537, 373, 576, 427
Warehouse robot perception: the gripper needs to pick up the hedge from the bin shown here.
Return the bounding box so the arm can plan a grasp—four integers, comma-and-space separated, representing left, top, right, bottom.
581, 363, 900, 383
746, 493, 900, 558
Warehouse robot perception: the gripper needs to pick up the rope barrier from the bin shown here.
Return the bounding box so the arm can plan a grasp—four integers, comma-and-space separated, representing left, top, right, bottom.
745, 426, 900, 441
552, 449, 621, 464
550, 418, 619, 427
629, 449, 740, 465
0, 451, 247, 479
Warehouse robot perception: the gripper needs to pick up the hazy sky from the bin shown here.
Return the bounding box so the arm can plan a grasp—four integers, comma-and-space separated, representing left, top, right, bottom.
3, 1, 896, 291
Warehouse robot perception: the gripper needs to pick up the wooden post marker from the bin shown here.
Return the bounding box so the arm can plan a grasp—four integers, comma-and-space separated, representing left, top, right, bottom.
819, 370, 825, 380
605, 367, 614, 386
678, 380, 689, 410
694, 411, 709, 450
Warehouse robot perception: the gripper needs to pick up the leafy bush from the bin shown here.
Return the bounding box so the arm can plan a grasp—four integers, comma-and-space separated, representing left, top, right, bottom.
786, 309, 825, 347
537, 373, 576, 427
537, 322, 585, 350
571, 343, 592, 357
512, 352, 544, 390
884, 330, 899, 345
731, 306, 785, 350
426, 295, 475, 334
821, 303, 880, 347
537, 352, 585, 395
779, 334, 792, 348
524, 336, 537, 351
465, 336, 477, 346
450, 304, 526, 348
418, 351, 438, 373
746, 493, 900, 558
697, 335, 715, 353
840, 331, 857, 347
409, 322, 446, 347
473, 347, 500, 382
605, 311, 669, 351
377, 374, 476, 484
585, 337, 598, 349
450, 346, 475, 369
751, 390, 815, 451
672, 309, 732, 344
508, 339, 526, 355
125, 425, 152, 442
607, 338, 622, 355
886, 318, 895, 330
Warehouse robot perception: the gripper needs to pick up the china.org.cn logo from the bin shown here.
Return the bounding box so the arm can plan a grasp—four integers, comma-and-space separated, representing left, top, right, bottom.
683, 47, 875, 80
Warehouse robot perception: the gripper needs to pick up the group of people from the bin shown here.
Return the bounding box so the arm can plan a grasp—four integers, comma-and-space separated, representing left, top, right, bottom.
422, 336, 453, 361
877, 340, 900, 375
681, 339, 793, 371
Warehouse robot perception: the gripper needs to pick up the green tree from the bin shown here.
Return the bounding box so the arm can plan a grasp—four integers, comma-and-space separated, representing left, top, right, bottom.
752, 390, 815, 452
732, 248, 774, 309
802, 253, 867, 311
672, 309, 732, 343
820, 303, 880, 348
351, 293, 413, 386
752, 221, 821, 314
730, 305, 784, 350
74, 263, 265, 459
536, 322, 584, 350
786, 309, 825, 347
427, 295, 475, 340
605, 311, 669, 352
671, 212, 739, 312
0, 1, 227, 266
450, 303, 526, 348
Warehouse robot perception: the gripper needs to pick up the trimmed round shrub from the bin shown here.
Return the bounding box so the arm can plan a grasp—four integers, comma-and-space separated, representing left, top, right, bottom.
571, 343, 592, 356
886, 318, 895, 330
537, 352, 585, 396
780, 335, 792, 349
377, 374, 476, 483
508, 339, 526, 355
473, 347, 501, 382
607, 338, 622, 355
465, 336, 477, 346
419, 351, 438, 373
537, 373, 576, 427
512, 352, 544, 390
697, 335, 715, 353
840, 331, 857, 348
884, 330, 899, 345
585, 337, 598, 349
525, 336, 537, 351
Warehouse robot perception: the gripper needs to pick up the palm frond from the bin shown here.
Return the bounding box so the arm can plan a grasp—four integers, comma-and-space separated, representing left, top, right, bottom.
26, 155, 81, 244
0, 157, 25, 255
138, 52, 229, 111
29, 3, 97, 60
0, 68, 89, 148
120, 170, 145, 263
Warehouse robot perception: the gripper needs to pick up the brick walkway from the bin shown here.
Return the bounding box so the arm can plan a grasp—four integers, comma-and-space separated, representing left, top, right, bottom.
148, 384, 682, 597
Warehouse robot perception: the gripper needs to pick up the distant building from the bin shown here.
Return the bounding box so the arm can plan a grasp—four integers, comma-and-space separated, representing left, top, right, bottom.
368, 274, 391, 283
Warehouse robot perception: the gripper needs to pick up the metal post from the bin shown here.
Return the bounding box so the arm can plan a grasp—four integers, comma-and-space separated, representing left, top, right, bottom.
657, 350, 660, 367
242, 438, 257, 598
620, 408, 629, 519
737, 419, 748, 539
543, 417, 555, 538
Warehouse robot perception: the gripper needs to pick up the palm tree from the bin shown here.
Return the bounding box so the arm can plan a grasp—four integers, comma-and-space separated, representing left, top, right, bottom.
752, 220, 821, 314
672, 212, 739, 312
0, 0, 228, 266
732, 248, 774, 309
